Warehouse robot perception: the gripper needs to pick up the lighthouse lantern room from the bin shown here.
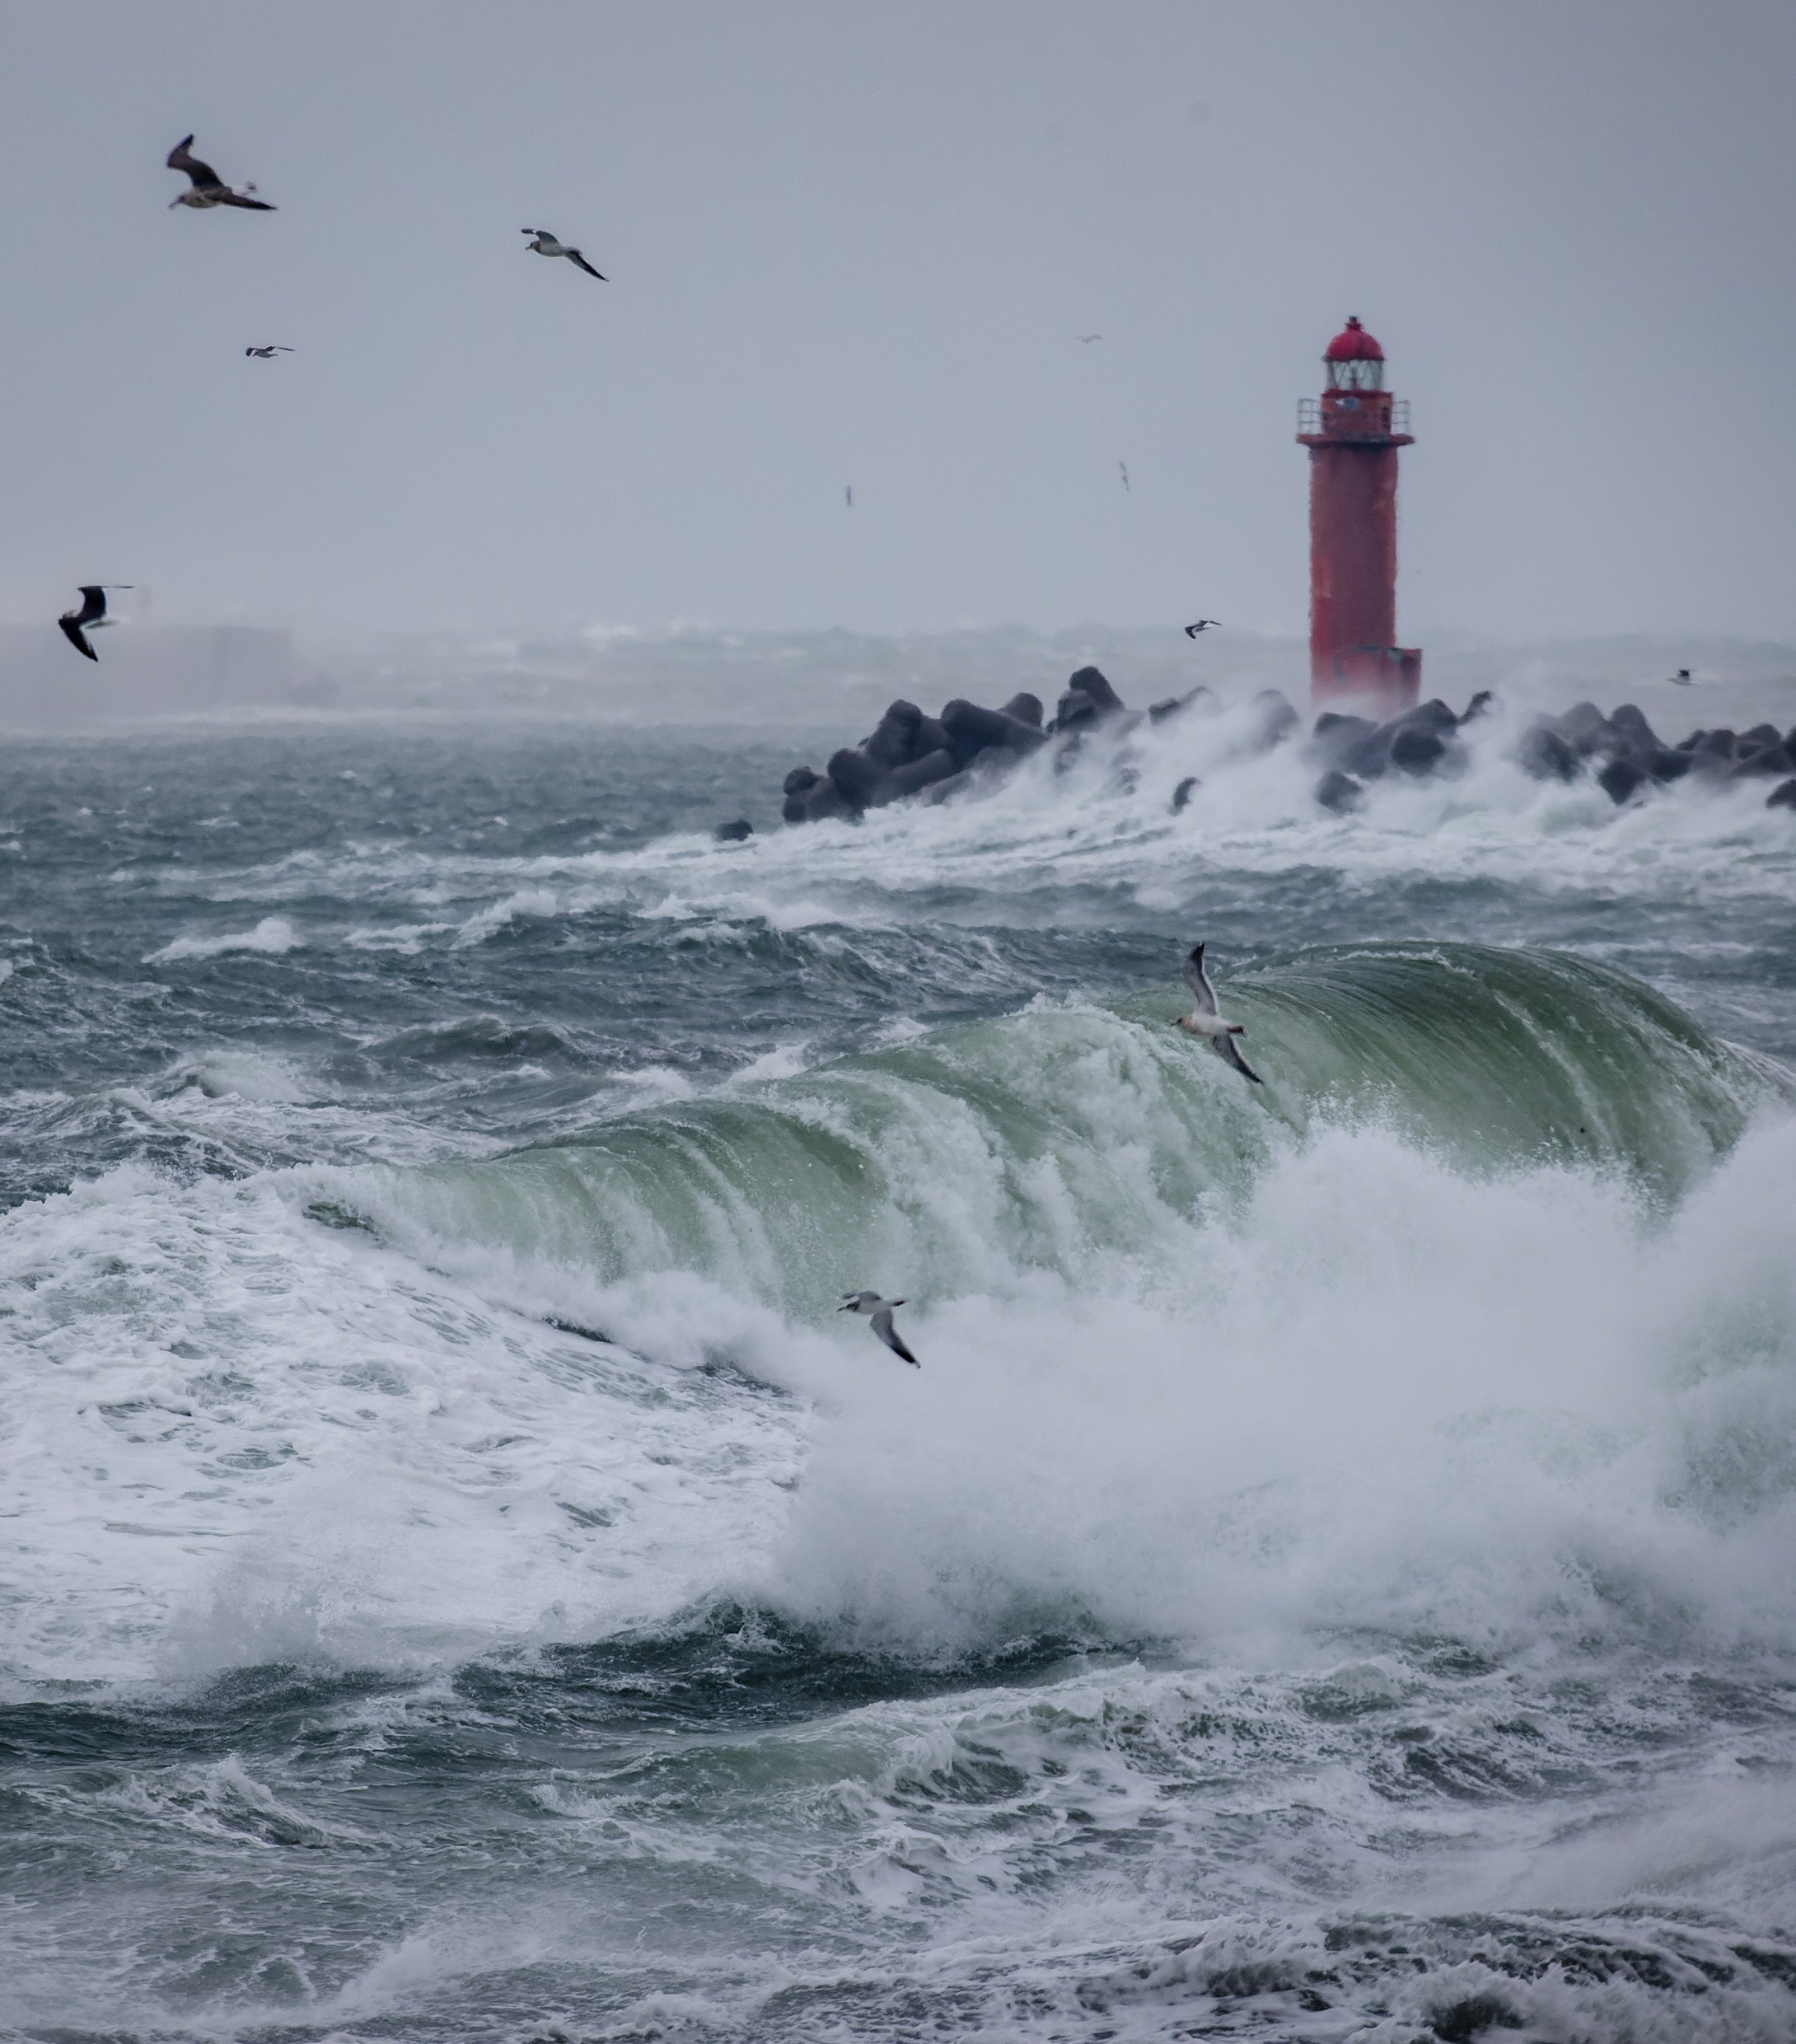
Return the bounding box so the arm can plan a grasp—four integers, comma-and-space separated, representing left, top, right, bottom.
1298, 317, 1420, 709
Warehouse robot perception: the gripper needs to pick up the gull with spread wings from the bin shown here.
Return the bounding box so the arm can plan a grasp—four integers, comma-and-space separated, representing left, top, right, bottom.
838, 1292, 920, 1366
522, 229, 606, 279
1176, 944, 1262, 1083
58, 586, 132, 662
166, 136, 274, 210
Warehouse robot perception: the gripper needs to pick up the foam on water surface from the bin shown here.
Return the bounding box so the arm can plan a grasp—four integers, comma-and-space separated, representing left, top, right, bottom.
2, 719, 1794, 2042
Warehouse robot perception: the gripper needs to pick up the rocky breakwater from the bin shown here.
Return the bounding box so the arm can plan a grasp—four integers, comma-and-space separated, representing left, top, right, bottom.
1305, 694, 1491, 813
1307, 694, 1796, 813
775, 668, 1796, 829
781, 666, 1132, 822
1512, 701, 1796, 809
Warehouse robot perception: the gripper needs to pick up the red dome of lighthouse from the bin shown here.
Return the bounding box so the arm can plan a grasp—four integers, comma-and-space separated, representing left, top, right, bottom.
1324, 316, 1384, 362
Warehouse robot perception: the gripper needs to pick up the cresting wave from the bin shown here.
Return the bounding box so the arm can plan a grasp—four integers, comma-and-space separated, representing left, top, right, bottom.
6, 894, 1796, 2037
5, 941, 1791, 1686
339, 942, 1787, 1318
240, 939, 1794, 1663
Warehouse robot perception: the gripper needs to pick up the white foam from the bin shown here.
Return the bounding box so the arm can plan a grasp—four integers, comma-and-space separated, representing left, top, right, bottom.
5, 1102, 1794, 2039
451, 887, 559, 947
147, 1081, 1787, 1683
146, 914, 302, 962
0, 1166, 803, 1686
736, 1113, 1796, 1661
99, 709, 1796, 965
728, 1041, 816, 1085
343, 921, 453, 952
172, 1050, 306, 1102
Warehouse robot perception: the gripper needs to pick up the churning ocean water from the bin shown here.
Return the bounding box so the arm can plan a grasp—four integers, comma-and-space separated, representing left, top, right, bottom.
2, 669, 1795, 2044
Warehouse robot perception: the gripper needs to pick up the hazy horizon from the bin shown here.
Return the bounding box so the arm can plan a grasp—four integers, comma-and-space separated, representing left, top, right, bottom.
3, 1, 1794, 643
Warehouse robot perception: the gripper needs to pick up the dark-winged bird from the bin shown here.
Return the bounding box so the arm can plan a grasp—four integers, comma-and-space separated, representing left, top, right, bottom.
839, 1291, 920, 1366
1176, 944, 1261, 1083
58, 586, 132, 662
166, 136, 274, 210
245, 345, 293, 358
1184, 620, 1221, 638
522, 229, 606, 278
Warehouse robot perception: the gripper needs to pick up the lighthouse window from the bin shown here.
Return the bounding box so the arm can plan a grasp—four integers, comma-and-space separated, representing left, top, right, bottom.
1326, 358, 1384, 391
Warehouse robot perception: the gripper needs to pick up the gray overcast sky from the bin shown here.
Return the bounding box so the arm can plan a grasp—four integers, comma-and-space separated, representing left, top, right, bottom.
2, 0, 1793, 641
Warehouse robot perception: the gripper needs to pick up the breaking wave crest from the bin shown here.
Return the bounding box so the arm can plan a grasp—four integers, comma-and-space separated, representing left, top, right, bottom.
342, 941, 1785, 1316
4, 942, 1792, 1686
233, 940, 1793, 1663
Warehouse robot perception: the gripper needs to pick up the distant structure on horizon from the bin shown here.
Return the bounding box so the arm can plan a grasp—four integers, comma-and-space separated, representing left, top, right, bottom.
1298, 317, 1419, 710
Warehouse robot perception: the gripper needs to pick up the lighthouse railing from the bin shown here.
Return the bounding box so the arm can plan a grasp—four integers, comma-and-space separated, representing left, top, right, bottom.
1296, 397, 1411, 437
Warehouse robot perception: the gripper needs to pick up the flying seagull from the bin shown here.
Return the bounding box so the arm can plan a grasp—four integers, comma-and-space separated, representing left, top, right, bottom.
244, 345, 293, 358
1176, 943, 1261, 1083
166, 136, 274, 210
845, 484, 853, 509
1077, 334, 1102, 343
838, 1291, 919, 1367
1119, 461, 1130, 492
1184, 620, 1221, 638
58, 586, 132, 662
522, 229, 606, 279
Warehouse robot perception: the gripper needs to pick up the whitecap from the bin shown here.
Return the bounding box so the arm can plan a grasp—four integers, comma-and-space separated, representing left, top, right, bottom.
452, 888, 559, 947
146, 915, 302, 963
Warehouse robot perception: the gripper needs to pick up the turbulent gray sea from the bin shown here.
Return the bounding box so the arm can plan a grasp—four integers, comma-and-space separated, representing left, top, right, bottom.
3, 681, 1795, 2043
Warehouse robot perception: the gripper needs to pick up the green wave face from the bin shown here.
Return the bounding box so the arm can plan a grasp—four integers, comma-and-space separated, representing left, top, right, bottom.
1145, 940, 1784, 1190
338, 943, 1789, 1318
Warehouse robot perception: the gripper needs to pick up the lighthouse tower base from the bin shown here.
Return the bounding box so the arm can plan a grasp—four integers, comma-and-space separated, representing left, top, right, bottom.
1312, 645, 1423, 715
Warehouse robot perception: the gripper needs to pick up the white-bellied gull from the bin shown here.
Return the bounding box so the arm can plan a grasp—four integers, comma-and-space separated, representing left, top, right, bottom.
166, 137, 274, 210
58, 586, 132, 662
522, 229, 606, 279
838, 1291, 919, 1366
1176, 943, 1261, 1083
1184, 620, 1221, 637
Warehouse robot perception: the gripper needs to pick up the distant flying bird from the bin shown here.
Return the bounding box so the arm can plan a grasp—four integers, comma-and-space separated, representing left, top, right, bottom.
838, 1291, 920, 1367
1119, 461, 1130, 492
58, 586, 132, 662
1176, 943, 1261, 1083
244, 345, 293, 358
166, 136, 274, 210
522, 229, 606, 278
845, 484, 853, 509
1184, 620, 1221, 638
1077, 334, 1102, 344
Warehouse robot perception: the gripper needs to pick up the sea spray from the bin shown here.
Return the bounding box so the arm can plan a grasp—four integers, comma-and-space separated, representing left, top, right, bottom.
334, 942, 1784, 1327
4, 724, 1795, 2043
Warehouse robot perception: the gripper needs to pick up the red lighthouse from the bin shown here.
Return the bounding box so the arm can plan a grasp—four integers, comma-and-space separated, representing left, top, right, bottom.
1298, 317, 1420, 710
